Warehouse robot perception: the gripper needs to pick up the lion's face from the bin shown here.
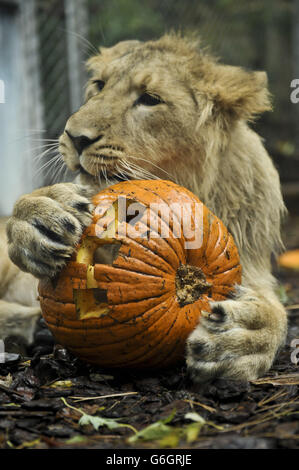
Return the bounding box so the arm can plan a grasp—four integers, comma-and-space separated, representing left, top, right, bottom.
59, 34, 271, 192
59, 38, 201, 185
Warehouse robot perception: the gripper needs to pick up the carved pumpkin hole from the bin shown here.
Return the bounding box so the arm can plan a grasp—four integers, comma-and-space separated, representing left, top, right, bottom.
73, 197, 146, 321
75, 239, 120, 320
93, 242, 121, 265
116, 197, 147, 228
74, 288, 109, 320
93, 288, 108, 303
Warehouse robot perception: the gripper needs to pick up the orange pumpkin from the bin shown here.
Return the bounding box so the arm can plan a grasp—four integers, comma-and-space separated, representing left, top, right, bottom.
39, 180, 241, 369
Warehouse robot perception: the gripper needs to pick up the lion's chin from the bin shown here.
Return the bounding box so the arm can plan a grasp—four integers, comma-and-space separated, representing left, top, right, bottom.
79, 154, 117, 177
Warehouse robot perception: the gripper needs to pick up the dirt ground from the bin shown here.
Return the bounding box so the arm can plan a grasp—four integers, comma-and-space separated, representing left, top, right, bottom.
0, 215, 298, 450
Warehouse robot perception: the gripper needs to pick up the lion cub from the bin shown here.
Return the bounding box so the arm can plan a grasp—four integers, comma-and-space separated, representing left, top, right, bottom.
2, 34, 287, 382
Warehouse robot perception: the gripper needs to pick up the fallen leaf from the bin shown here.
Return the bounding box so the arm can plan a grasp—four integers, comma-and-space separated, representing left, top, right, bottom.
185, 412, 206, 425
19, 360, 31, 368
61, 397, 137, 435
184, 422, 202, 443
17, 438, 41, 449
158, 431, 180, 448
49, 380, 73, 388
0, 374, 13, 387
65, 435, 89, 445
128, 410, 176, 444
128, 421, 174, 443
79, 414, 122, 430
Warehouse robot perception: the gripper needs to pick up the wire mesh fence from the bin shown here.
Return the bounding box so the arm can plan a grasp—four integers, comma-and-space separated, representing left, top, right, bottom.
36, 0, 89, 140
37, 0, 70, 138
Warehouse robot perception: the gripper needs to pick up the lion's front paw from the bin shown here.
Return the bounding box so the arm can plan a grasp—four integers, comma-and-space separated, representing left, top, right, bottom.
7, 184, 93, 278
186, 294, 277, 383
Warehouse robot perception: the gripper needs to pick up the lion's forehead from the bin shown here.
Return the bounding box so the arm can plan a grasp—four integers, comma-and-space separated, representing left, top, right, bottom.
91, 50, 191, 95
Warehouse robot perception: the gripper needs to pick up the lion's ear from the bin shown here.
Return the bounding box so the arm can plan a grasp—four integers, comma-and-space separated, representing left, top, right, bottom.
209, 65, 272, 121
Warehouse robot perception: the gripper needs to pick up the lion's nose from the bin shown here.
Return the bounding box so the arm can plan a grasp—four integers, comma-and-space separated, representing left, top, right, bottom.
66, 131, 102, 154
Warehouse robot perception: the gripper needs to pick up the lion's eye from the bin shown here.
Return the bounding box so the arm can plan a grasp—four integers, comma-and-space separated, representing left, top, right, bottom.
135, 93, 163, 106
93, 80, 105, 92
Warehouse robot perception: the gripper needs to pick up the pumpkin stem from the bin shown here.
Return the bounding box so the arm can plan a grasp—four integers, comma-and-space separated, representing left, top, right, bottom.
175, 264, 212, 307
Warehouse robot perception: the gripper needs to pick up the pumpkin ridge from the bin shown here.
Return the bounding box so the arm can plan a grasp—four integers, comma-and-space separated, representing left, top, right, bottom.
209, 265, 242, 287
112, 261, 170, 279
95, 297, 179, 366
120, 237, 175, 274
119, 293, 199, 368
64, 296, 176, 348
210, 261, 241, 277
125, 218, 183, 269
217, 230, 233, 256
105, 283, 174, 305
139, 184, 188, 255
99, 264, 170, 281
207, 240, 241, 273
205, 219, 227, 260
204, 214, 218, 259
113, 254, 172, 278
43, 292, 172, 331
97, 333, 183, 369
127, 184, 184, 238
123, 234, 178, 273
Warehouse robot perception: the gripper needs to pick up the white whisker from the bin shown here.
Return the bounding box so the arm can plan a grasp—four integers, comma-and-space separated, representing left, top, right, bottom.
30, 138, 59, 142
32, 146, 59, 164
121, 158, 160, 181
34, 153, 62, 178
61, 28, 99, 56
52, 158, 68, 183
129, 155, 173, 180
31, 143, 59, 154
